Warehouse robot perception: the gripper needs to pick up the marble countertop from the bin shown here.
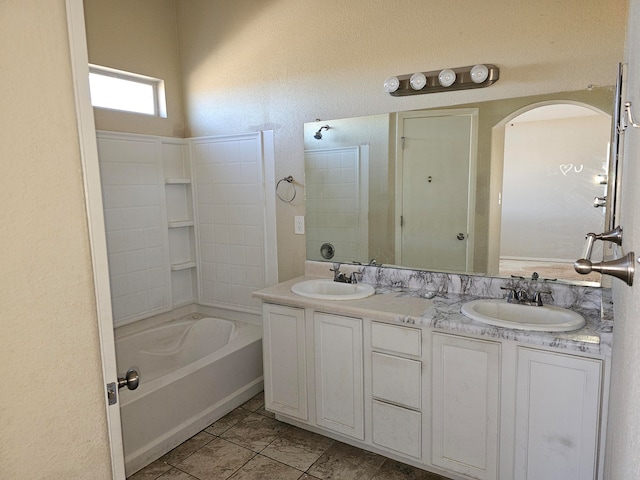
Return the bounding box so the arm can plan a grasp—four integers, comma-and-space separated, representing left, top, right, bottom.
254, 275, 612, 357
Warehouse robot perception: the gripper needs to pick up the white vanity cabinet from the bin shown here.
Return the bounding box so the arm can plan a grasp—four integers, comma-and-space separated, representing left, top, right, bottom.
259, 299, 606, 480
262, 304, 308, 420
431, 333, 501, 480
514, 347, 602, 480
314, 312, 364, 440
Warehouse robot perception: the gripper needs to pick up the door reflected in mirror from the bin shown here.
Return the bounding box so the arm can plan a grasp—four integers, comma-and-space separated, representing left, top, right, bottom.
395, 109, 478, 272
303, 89, 614, 285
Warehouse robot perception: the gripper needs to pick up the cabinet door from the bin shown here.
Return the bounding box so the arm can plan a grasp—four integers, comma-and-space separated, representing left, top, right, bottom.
515, 348, 602, 480
262, 304, 307, 420
314, 312, 364, 440
432, 333, 501, 480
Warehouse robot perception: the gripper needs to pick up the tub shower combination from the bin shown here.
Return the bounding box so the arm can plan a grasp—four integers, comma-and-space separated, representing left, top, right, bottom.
115, 313, 263, 475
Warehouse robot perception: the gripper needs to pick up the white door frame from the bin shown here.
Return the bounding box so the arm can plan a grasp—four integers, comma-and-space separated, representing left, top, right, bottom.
65, 1, 126, 477
394, 109, 478, 271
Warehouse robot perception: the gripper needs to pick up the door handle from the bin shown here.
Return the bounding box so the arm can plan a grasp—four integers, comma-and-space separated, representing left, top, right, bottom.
457, 233, 466, 240
593, 196, 606, 208
117, 368, 140, 390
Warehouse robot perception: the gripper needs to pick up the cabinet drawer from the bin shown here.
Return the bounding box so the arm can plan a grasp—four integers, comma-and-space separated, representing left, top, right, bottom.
372, 352, 421, 409
372, 400, 422, 459
371, 322, 421, 357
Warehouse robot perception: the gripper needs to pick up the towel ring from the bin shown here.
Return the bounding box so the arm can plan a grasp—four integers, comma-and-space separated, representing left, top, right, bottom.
276, 175, 296, 203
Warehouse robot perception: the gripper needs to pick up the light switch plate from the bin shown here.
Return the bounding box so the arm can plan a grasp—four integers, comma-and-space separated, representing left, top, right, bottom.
295, 216, 305, 234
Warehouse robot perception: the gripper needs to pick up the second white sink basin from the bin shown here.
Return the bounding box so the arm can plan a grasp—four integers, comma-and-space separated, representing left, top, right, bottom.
461, 299, 585, 332
291, 279, 375, 301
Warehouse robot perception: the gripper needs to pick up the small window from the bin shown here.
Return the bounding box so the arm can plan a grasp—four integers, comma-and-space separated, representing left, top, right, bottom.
89, 65, 166, 117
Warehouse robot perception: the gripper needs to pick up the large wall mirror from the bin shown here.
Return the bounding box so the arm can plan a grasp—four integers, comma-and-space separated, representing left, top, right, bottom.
303, 88, 615, 286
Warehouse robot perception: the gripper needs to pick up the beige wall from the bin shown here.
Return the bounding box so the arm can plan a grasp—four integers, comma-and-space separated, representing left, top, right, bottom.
175, 0, 627, 281
606, 0, 640, 476
84, 0, 185, 137
0, 1, 111, 478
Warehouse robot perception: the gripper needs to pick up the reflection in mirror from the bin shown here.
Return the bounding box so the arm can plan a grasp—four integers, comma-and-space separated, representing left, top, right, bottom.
303, 89, 614, 285
498, 104, 609, 283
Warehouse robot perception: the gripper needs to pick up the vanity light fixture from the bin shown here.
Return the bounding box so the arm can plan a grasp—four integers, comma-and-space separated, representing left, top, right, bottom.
409, 72, 427, 90
384, 64, 499, 96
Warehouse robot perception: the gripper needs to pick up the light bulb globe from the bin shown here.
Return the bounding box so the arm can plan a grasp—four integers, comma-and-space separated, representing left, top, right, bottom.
410, 72, 427, 90
438, 69, 456, 87
384, 76, 400, 93
470, 64, 489, 84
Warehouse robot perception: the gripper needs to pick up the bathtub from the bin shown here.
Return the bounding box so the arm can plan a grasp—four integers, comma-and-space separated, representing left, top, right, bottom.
115, 313, 263, 476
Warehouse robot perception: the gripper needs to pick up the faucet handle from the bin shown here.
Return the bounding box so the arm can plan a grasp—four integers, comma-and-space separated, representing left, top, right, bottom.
500, 286, 517, 302
349, 271, 363, 284
532, 290, 552, 306
329, 265, 342, 282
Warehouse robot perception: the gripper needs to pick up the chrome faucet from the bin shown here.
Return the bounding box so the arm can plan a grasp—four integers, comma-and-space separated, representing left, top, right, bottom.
330, 266, 348, 283
501, 287, 552, 306
330, 266, 363, 284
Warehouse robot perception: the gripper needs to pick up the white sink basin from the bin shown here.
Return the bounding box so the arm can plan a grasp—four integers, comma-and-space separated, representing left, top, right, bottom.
461, 299, 585, 332
291, 279, 375, 301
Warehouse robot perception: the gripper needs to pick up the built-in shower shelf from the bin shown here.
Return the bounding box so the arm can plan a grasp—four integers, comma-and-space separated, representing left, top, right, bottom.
165, 178, 191, 184
171, 261, 197, 271
168, 220, 194, 228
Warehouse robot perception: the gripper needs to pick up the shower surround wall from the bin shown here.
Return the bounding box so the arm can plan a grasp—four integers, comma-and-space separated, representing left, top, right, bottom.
192, 133, 276, 312
98, 133, 173, 324
304, 146, 369, 264
97, 131, 276, 326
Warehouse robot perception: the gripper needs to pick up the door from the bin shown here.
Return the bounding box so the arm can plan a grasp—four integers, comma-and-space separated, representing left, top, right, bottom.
314, 312, 364, 440
432, 333, 501, 480
396, 110, 477, 271
514, 348, 602, 480
263, 304, 308, 420
66, 1, 126, 477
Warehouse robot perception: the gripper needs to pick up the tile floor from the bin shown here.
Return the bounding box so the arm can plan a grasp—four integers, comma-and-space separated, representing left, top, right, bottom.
128, 391, 452, 480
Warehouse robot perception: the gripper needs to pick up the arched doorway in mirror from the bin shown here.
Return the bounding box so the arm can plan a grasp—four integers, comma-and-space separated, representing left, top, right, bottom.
488, 102, 611, 283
